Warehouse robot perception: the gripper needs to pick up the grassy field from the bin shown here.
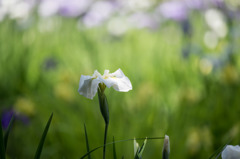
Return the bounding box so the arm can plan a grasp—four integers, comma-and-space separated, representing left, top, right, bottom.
1, 11, 240, 158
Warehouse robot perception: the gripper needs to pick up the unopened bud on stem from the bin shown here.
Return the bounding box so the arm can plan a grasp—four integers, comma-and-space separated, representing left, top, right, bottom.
162, 135, 170, 159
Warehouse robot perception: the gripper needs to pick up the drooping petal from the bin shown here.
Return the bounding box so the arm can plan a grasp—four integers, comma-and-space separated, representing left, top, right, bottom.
110, 68, 125, 78
78, 75, 92, 90
78, 75, 101, 99
222, 145, 240, 159
100, 69, 132, 92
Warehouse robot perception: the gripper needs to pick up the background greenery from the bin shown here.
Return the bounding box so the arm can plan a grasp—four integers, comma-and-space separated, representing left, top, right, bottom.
1, 4, 240, 158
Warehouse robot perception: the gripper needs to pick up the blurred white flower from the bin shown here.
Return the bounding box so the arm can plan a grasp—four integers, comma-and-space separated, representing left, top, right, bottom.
0, 0, 33, 20
205, 8, 228, 38
222, 145, 240, 159
120, 0, 154, 11
38, 0, 60, 17
9, 1, 31, 19
78, 69, 132, 99
107, 16, 130, 36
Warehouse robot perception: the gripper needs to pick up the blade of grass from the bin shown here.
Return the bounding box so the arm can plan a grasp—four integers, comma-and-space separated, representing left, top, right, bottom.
34, 113, 53, 159
0, 124, 5, 159
4, 115, 15, 150
84, 123, 91, 159
113, 136, 117, 159
138, 138, 147, 158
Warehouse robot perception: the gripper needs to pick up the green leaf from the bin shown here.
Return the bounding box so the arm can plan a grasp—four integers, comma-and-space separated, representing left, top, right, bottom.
4, 115, 15, 150
0, 124, 5, 159
134, 138, 147, 159
84, 123, 91, 159
34, 113, 53, 159
113, 136, 117, 159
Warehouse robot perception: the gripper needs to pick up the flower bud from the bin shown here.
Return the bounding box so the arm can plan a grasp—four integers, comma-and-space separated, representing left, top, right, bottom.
162, 135, 170, 159
97, 87, 109, 125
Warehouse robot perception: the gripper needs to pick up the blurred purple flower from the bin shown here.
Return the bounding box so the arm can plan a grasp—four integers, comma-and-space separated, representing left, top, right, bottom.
43, 57, 58, 70
184, 0, 206, 10
156, 1, 188, 21
211, 0, 225, 8
16, 114, 30, 125
38, 0, 60, 17
128, 12, 159, 30
38, 0, 92, 17
1, 110, 14, 130
58, 0, 92, 17
210, 0, 237, 20
1, 109, 30, 130
82, 1, 118, 28
181, 19, 192, 36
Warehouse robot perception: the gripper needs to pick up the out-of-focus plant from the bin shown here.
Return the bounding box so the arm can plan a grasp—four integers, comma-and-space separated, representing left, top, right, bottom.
0, 113, 53, 159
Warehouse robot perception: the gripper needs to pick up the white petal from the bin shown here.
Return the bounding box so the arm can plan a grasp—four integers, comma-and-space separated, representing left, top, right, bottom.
78, 75, 92, 92
110, 68, 125, 78
103, 70, 110, 76
100, 69, 132, 92
92, 70, 101, 78
78, 75, 100, 99
222, 145, 240, 159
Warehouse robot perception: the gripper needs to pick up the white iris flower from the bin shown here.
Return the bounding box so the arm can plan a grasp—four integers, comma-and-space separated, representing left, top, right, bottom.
78, 68, 132, 99
222, 145, 240, 159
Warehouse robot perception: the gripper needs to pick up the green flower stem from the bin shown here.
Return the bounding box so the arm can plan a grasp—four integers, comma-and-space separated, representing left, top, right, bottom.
97, 84, 109, 159
103, 123, 108, 159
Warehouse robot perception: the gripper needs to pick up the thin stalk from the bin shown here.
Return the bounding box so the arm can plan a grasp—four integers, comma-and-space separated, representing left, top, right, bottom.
103, 123, 108, 159
84, 124, 91, 159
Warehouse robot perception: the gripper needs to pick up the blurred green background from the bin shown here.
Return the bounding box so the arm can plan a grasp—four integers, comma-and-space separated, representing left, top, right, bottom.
1, 0, 240, 158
